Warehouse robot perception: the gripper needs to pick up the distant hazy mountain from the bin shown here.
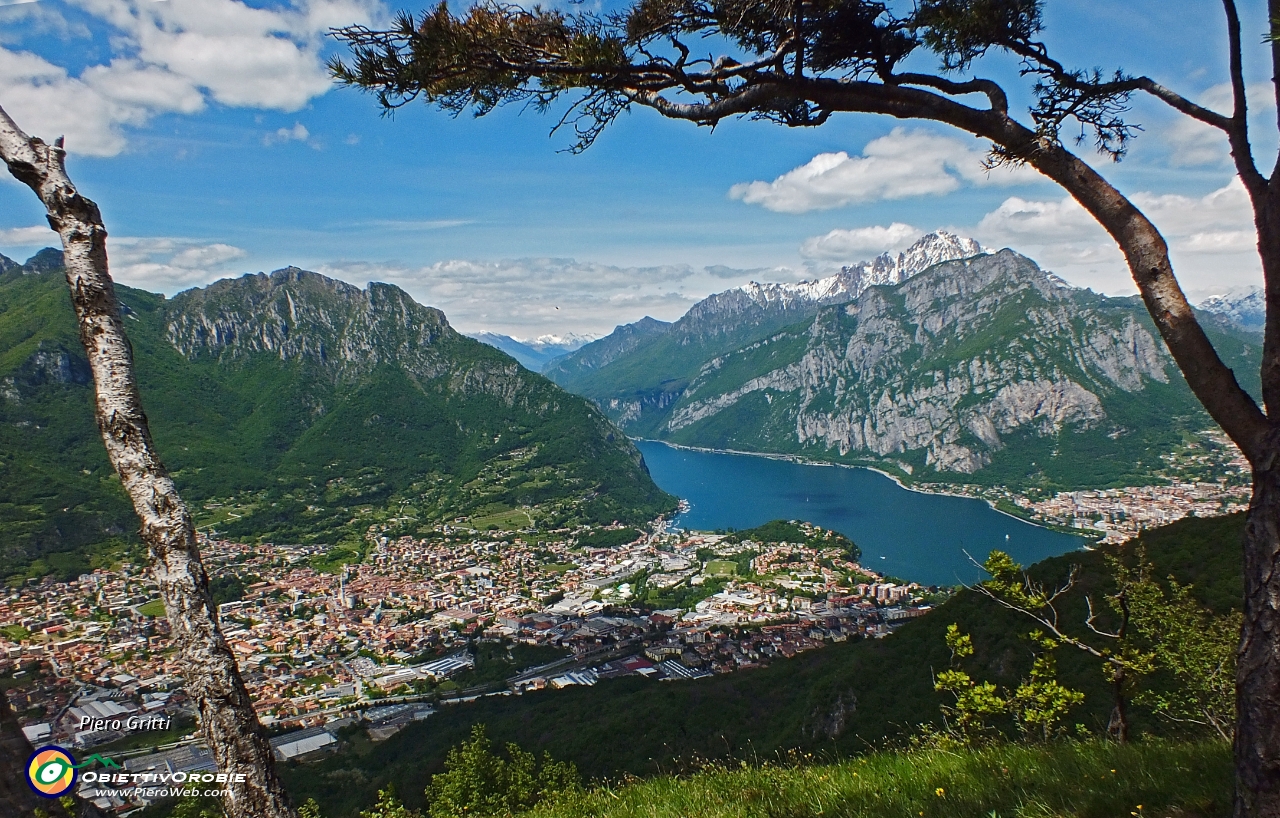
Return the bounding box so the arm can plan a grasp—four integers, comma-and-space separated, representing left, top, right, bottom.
469, 331, 596, 371
553, 248, 1261, 489
1200, 287, 1265, 332
544, 231, 985, 428
0, 255, 673, 581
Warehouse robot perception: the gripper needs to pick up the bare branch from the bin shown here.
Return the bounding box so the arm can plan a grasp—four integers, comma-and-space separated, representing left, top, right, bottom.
1213, 0, 1254, 180
1085, 596, 1123, 639
1131, 77, 1232, 132
970, 582, 1111, 661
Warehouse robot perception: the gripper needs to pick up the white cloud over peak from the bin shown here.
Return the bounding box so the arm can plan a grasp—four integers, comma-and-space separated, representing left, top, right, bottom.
729, 128, 1034, 213
799, 222, 919, 260
314, 257, 798, 336
0, 224, 56, 247
972, 177, 1259, 294
0, 0, 381, 156
108, 237, 249, 291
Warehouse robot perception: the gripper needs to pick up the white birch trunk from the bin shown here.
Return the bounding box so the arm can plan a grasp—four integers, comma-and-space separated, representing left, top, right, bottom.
0, 105, 296, 818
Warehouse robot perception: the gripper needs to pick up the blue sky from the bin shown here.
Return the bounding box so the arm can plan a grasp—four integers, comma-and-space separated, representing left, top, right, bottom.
0, 0, 1271, 336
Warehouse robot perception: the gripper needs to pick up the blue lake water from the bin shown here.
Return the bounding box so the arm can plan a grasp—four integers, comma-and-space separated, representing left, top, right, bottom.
634, 440, 1086, 587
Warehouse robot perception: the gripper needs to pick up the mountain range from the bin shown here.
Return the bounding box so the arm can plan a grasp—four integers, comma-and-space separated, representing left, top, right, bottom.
544, 232, 991, 432
545, 234, 1262, 489
0, 252, 673, 582
468, 332, 595, 371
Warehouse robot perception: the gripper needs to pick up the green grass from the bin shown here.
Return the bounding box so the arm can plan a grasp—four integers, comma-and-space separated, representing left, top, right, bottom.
705, 560, 738, 577
472, 507, 535, 530
136, 599, 167, 617
311, 546, 363, 574
532, 740, 1231, 818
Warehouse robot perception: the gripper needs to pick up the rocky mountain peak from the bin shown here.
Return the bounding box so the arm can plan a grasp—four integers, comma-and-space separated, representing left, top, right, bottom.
23, 248, 65, 274
840, 230, 983, 288
708, 230, 984, 319
164, 267, 452, 375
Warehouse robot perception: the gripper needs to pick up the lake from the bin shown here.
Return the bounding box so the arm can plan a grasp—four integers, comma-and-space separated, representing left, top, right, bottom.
634, 440, 1087, 586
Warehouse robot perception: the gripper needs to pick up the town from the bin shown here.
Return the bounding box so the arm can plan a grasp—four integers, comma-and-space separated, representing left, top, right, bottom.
935, 428, 1253, 544
1, 520, 931, 813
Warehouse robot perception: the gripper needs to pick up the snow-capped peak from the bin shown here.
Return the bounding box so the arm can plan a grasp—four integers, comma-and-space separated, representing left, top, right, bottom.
1199, 286, 1264, 331
524, 332, 599, 350
732, 231, 982, 309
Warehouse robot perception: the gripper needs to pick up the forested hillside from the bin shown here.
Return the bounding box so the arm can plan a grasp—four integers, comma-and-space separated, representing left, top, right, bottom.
0, 254, 674, 583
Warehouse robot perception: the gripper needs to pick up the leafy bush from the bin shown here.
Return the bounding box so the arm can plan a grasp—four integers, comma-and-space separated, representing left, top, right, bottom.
425, 724, 580, 818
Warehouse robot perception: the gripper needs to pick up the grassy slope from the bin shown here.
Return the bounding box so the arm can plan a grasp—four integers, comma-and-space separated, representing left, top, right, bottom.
285, 513, 1245, 817
533, 740, 1231, 818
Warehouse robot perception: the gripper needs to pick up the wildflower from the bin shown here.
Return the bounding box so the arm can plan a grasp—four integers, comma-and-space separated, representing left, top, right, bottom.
936, 788, 945, 797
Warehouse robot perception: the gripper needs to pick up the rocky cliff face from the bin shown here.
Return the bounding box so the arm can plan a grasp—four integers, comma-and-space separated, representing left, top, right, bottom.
668, 252, 1170, 473
583, 249, 1253, 487
168, 268, 449, 371
165, 268, 541, 407
545, 233, 985, 417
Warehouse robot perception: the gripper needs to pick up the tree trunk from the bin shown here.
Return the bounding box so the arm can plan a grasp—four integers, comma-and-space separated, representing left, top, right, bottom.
0, 110, 296, 818
1106, 666, 1129, 744
1238, 461, 1280, 818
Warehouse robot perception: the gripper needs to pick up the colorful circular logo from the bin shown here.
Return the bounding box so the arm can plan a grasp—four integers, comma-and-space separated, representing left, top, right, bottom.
27, 746, 76, 798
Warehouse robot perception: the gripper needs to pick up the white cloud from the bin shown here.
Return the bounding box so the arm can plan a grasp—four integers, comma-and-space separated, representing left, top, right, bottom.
0, 1, 91, 44
800, 222, 919, 260
264, 122, 310, 146
0, 224, 56, 246
108, 237, 248, 291
972, 177, 1260, 295
314, 257, 743, 336
0, 0, 381, 156
1158, 83, 1276, 168
0, 48, 160, 156
729, 128, 1035, 213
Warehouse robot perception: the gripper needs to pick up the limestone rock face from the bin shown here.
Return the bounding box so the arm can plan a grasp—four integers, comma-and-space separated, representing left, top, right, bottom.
640, 250, 1202, 476
165, 267, 534, 406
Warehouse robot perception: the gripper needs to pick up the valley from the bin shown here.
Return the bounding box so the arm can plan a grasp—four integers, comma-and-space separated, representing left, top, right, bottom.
0, 239, 1256, 818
